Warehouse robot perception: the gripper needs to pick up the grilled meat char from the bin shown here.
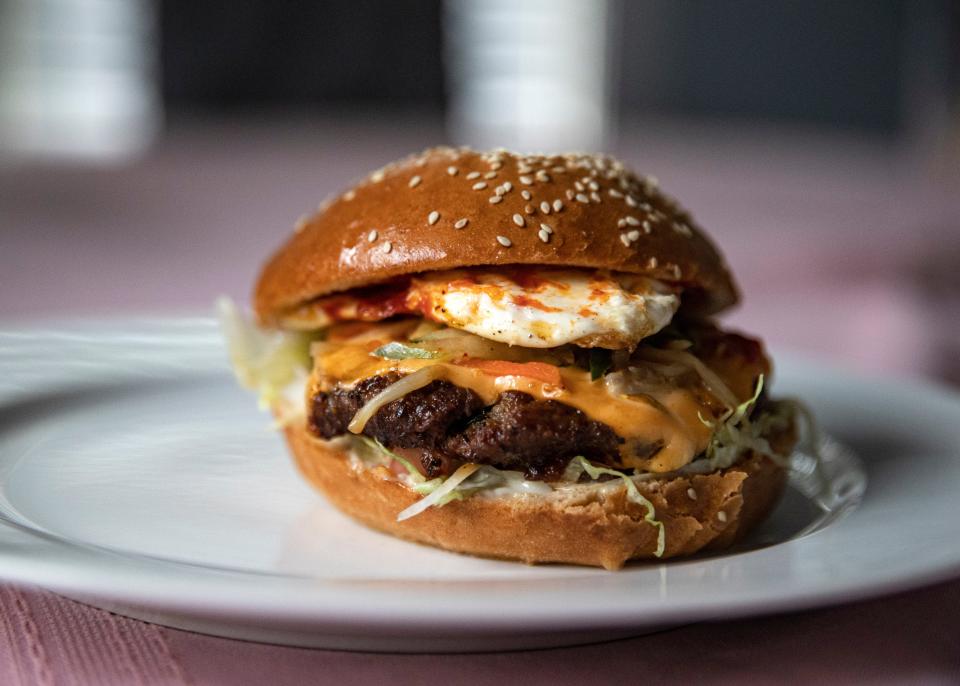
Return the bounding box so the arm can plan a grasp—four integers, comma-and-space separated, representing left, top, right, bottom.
310, 374, 623, 479
309, 323, 769, 480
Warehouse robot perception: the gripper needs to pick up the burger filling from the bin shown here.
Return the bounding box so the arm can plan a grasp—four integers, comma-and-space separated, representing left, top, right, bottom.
306, 317, 775, 480
221, 266, 797, 547
280, 267, 787, 473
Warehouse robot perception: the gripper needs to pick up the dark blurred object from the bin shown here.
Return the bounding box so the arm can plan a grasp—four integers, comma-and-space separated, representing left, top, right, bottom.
619, 1, 912, 132
160, 1, 444, 109
158, 0, 958, 143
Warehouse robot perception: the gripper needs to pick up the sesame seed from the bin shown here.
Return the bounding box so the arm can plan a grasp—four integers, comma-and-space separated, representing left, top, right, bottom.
627, 229, 640, 241
489, 195, 503, 204
540, 201, 551, 214
382, 240, 393, 253
428, 211, 440, 225
625, 195, 638, 207
454, 218, 469, 229
495, 185, 507, 196
447, 166, 458, 176
717, 511, 727, 523
608, 188, 623, 198
648, 256, 659, 268
518, 165, 533, 174
466, 171, 481, 180
520, 190, 532, 200
645, 175, 660, 187
472, 182, 487, 191
565, 190, 575, 200
553, 199, 564, 212
588, 180, 599, 191
625, 216, 640, 226
496, 235, 512, 247
371, 170, 385, 183
502, 181, 513, 192
536, 170, 550, 182
539, 223, 553, 234
484, 171, 497, 179
620, 233, 631, 247
674, 222, 693, 237
294, 214, 310, 231
574, 181, 585, 192
617, 218, 627, 228
687, 488, 697, 500
408, 175, 422, 188
512, 213, 525, 227
552, 166, 565, 174
575, 193, 590, 203
519, 175, 534, 185
490, 161, 503, 170
538, 229, 550, 243
590, 191, 601, 202
343, 190, 356, 201
367, 229, 378, 242
642, 220, 652, 234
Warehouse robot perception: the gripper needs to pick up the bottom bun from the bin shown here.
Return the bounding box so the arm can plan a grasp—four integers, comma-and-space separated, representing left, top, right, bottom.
284, 423, 791, 570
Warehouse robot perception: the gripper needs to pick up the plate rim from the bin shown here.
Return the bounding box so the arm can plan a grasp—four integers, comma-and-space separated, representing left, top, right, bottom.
1, 317, 960, 634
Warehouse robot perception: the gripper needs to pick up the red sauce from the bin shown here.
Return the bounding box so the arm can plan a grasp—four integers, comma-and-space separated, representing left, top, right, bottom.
588, 287, 610, 303
501, 267, 566, 292
448, 277, 478, 288
355, 289, 412, 320
319, 295, 352, 319
511, 294, 562, 312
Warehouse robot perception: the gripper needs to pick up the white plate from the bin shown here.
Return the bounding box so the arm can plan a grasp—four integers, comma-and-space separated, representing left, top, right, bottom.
0, 318, 958, 652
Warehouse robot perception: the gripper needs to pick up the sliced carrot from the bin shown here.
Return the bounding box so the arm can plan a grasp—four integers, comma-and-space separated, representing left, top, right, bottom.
458, 358, 563, 387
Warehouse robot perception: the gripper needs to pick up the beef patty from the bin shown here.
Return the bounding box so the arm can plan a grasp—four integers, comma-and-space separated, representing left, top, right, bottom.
309, 373, 622, 479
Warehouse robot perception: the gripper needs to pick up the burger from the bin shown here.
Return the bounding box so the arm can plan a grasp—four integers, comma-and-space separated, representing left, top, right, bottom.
221, 147, 799, 570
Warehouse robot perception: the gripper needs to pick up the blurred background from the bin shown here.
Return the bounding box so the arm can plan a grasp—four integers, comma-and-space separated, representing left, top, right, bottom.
1, 0, 958, 384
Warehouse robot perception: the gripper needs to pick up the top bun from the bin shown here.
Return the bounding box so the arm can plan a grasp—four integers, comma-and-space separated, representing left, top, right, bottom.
254, 147, 739, 324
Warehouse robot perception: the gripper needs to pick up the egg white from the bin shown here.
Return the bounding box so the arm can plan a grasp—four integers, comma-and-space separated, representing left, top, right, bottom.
409, 269, 679, 349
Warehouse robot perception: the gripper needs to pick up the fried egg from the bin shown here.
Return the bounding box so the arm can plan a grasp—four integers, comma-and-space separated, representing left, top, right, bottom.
408, 269, 679, 349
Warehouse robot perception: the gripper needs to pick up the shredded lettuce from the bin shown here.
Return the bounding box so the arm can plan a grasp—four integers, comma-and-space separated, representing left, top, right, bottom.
777, 398, 831, 499
353, 435, 428, 485
349, 435, 663, 544
347, 436, 551, 517
397, 464, 481, 521
571, 456, 665, 557
371, 342, 439, 360
217, 298, 314, 409
695, 374, 792, 472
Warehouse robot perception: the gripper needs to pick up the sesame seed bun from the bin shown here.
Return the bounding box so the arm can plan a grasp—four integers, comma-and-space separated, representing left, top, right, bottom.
283, 418, 791, 570
254, 147, 739, 325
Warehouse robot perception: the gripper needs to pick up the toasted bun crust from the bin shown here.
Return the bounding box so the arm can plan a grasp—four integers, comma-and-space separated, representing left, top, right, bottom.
284, 421, 791, 570
255, 147, 739, 324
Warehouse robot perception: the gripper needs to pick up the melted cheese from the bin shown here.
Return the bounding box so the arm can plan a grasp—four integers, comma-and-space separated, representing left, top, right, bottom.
311, 343, 716, 473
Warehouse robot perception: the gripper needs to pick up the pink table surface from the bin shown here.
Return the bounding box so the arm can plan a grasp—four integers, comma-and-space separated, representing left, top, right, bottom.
2, 115, 960, 684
